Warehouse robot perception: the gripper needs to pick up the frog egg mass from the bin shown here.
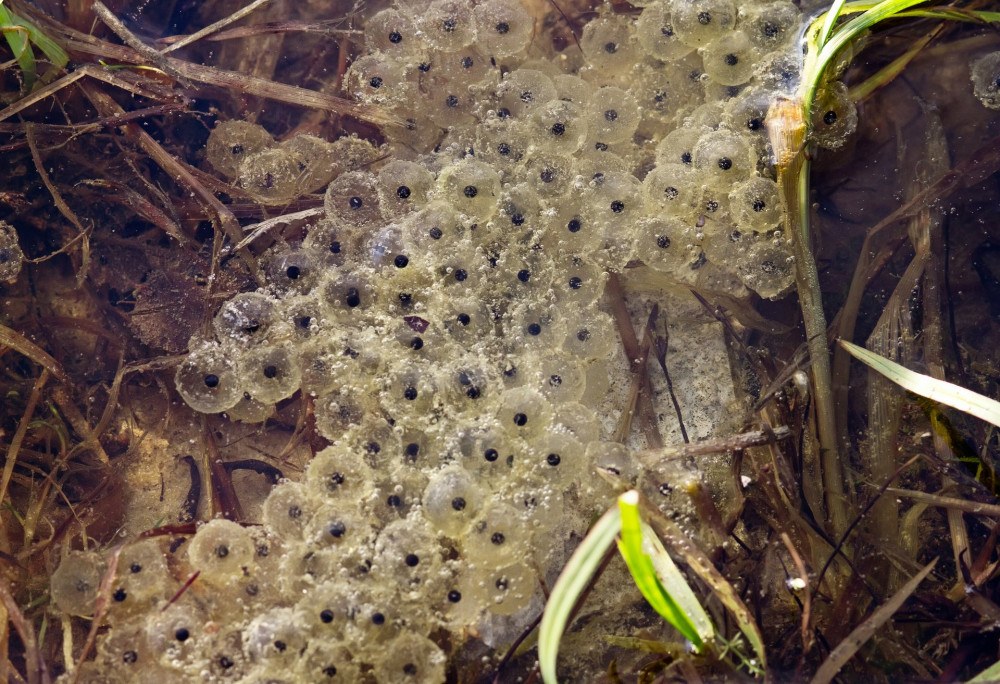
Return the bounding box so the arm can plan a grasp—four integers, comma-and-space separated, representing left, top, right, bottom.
67, 0, 820, 681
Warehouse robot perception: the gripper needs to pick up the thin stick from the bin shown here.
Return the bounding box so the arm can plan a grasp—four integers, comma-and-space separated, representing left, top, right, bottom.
160, 0, 272, 54
0, 578, 47, 684
652, 314, 688, 444
90, 1, 191, 86
886, 488, 1000, 518
0, 370, 49, 545
232, 207, 323, 252
635, 425, 792, 462
0, 325, 69, 383
780, 532, 814, 658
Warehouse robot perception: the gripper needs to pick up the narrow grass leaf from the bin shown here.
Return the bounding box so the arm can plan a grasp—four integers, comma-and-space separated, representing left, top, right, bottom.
617, 490, 712, 649
539, 504, 622, 684
840, 340, 1000, 428
967, 659, 1000, 683
810, 558, 937, 684
0, 6, 35, 91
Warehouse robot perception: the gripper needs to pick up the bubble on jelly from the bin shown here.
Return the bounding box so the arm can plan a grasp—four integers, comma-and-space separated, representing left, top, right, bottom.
0, 222, 24, 282
206, 120, 274, 178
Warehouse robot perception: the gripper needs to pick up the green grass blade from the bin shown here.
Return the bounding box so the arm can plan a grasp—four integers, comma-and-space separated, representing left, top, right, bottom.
21, 17, 68, 69
617, 490, 712, 650
818, 0, 851, 48
966, 659, 1000, 683
840, 340, 1000, 428
0, 6, 35, 91
539, 504, 622, 684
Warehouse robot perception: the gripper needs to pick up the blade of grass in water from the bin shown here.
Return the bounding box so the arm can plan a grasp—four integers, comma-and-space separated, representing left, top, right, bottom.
840, 340, 1000, 428
538, 504, 622, 684
617, 490, 713, 650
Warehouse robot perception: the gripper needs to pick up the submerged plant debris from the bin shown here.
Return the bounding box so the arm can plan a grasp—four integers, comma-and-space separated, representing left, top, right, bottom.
1, 0, 1000, 682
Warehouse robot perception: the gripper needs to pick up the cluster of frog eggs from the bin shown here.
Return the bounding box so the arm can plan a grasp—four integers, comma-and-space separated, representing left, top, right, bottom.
55, 0, 867, 681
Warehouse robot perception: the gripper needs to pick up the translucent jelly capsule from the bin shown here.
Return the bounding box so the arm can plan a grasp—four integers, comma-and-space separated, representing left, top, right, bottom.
631, 57, 705, 126
641, 163, 702, 221
505, 302, 567, 353
475, 119, 528, 175
972, 51, 1000, 109
527, 430, 585, 482
261, 481, 314, 540
175, 339, 243, 413
421, 0, 475, 51
381, 359, 440, 420
670, 0, 736, 47
302, 218, 356, 269
527, 99, 588, 155
561, 309, 616, 361
305, 446, 375, 499
474, 560, 537, 616
244, 607, 306, 664
495, 386, 553, 440
237, 147, 305, 204
373, 517, 444, 590
364, 8, 419, 55
423, 87, 479, 129
553, 74, 593, 105
693, 128, 757, 180
587, 440, 638, 484
811, 80, 858, 150
277, 134, 338, 193
306, 504, 374, 550
530, 351, 586, 403
264, 245, 316, 295
636, 1, 694, 61
145, 602, 207, 670
635, 216, 700, 273
295, 642, 360, 683
440, 360, 496, 412
701, 30, 755, 86
213, 292, 278, 345
436, 158, 500, 222
434, 566, 486, 628
495, 69, 556, 118
473, 0, 533, 58
553, 401, 602, 444
524, 152, 575, 198
723, 86, 772, 147
456, 423, 517, 483
114, 539, 168, 604
403, 200, 468, 253
584, 86, 639, 145
320, 269, 379, 322
324, 170, 383, 229
580, 15, 639, 74
240, 344, 301, 404
584, 169, 643, 233
552, 255, 606, 307
755, 49, 801, 95
205, 120, 273, 178
187, 518, 254, 585
372, 632, 446, 684
51, 551, 106, 616
463, 501, 530, 562
313, 386, 374, 442
736, 239, 795, 300
729, 176, 784, 232
222, 394, 273, 424
0, 222, 23, 282
346, 55, 412, 108
422, 466, 484, 537
655, 126, 703, 167
377, 159, 434, 220
743, 1, 801, 52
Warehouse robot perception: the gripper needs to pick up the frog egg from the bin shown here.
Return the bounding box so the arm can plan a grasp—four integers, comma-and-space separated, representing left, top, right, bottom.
495, 386, 553, 439
306, 504, 375, 551
636, 1, 694, 61
655, 126, 703, 167
244, 607, 306, 664
754, 49, 801, 94
371, 632, 446, 684
470, 561, 537, 616
299, 330, 382, 396
222, 393, 274, 424
972, 51, 1000, 109
314, 387, 373, 441
693, 128, 756, 180
280, 295, 324, 344
525, 430, 586, 483
457, 424, 517, 483
0, 222, 23, 282
175, 339, 244, 413
302, 218, 357, 268
424, 87, 479, 128
187, 518, 254, 585
743, 1, 801, 52
402, 201, 468, 253
553, 74, 593, 105
642, 163, 702, 221
464, 501, 530, 563
736, 238, 795, 299
475, 120, 529, 174
145, 602, 207, 670
434, 566, 486, 628
320, 270, 379, 322
371, 463, 428, 524
264, 245, 317, 294
580, 14, 639, 75
729, 176, 784, 232
811, 80, 858, 150
524, 152, 575, 198
671, 0, 736, 47
51, 551, 106, 616
305, 446, 375, 499
373, 516, 445, 592
631, 57, 705, 126
276, 134, 339, 193
495, 244, 553, 296
496, 68, 556, 118
205, 120, 274, 178
561, 309, 616, 362
261, 481, 314, 540
237, 147, 305, 204
345, 55, 412, 108
114, 539, 168, 605
701, 30, 755, 86
422, 466, 484, 536
97, 618, 154, 674
440, 360, 497, 412
505, 302, 567, 353
212, 292, 278, 345
584, 170, 643, 229
324, 170, 384, 229
364, 8, 419, 55
552, 255, 607, 307
381, 359, 440, 419
436, 159, 500, 222
296, 642, 360, 682
635, 216, 700, 273
587, 440, 638, 485
240, 344, 301, 404
701, 222, 752, 266
722, 86, 771, 145
420, 0, 475, 51
526, 99, 588, 155
438, 296, 494, 347
377, 160, 435, 219
538, 204, 602, 257
526, 351, 586, 403
553, 402, 602, 444
432, 239, 487, 294
473, 0, 533, 58
583, 86, 639, 146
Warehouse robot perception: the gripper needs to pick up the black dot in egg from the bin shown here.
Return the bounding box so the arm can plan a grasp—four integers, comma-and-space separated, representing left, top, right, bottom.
387, 494, 402, 508
610, 200, 625, 213
445, 18, 458, 32
263, 365, 278, 379
219, 655, 234, 669
460, 55, 473, 68
394, 254, 409, 268
547, 453, 561, 466
328, 521, 346, 538
404, 386, 418, 400
603, 41, 617, 54
345, 287, 361, 308
457, 312, 471, 325
231, 144, 244, 155
419, 62, 431, 72
445, 94, 460, 108
369, 76, 383, 89
577, 329, 591, 342
752, 199, 766, 212
549, 374, 562, 386
448, 589, 462, 603
724, 53, 739, 66
498, 107, 511, 119
320, 609, 334, 623
484, 448, 499, 462
567, 218, 581, 233
403, 663, 418, 676
517, 269, 530, 283
405, 553, 420, 567
285, 265, 301, 280
371, 612, 385, 625
595, 141, 609, 151
329, 240, 341, 254
513, 412, 527, 426
175, 628, 190, 642
203, 374, 219, 388
661, 24, 674, 36
349, 196, 363, 209
680, 151, 692, 164
388, 31, 402, 43
396, 185, 411, 199
496, 21, 510, 34
463, 185, 478, 198
288, 505, 302, 519
298, 316, 311, 328
454, 269, 468, 282
698, 10, 711, 24
113, 588, 127, 602
526, 322, 542, 336
274, 640, 287, 652
123, 650, 138, 664
451, 497, 466, 511
491, 532, 506, 545
497, 142, 511, 156
511, 213, 525, 226
717, 157, 733, 171
323, 666, 337, 677
824, 110, 838, 125
215, 544, 229, 558
656, 235, 671, 249
550, 122, 566, 136
568, 276, 582, 289
604, 109, 618, 122
130, 563, 142, 574
540, 168, 555, 183
429, 226, 443, 240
